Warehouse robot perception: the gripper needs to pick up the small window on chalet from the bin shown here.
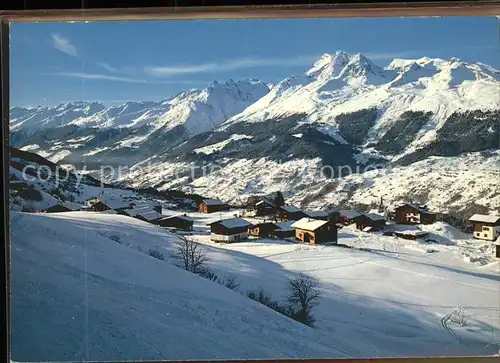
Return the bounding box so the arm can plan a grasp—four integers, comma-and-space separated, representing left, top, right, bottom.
483, 226, 490, 231
484, 233, 488, 237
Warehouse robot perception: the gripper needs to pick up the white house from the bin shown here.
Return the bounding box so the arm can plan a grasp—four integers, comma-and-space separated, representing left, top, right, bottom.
468, 214, 500, 241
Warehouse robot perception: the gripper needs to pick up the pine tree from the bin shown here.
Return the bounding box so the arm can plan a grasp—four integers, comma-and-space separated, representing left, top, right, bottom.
274, 191, 285, 208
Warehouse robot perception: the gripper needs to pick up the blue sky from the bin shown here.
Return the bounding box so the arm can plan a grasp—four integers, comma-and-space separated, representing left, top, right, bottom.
10, 16, 499, 107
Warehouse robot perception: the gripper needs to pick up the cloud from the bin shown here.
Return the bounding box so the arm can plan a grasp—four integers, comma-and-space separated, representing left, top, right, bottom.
146, 55, 317, 77
47, 71, 205, 85
96, 62, 120, 73
51, 33, 78, 57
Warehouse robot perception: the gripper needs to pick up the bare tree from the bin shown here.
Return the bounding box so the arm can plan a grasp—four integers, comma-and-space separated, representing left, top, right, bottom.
286, 274, 322, 326
174, 236, 208, 274
220, 275, 240, 291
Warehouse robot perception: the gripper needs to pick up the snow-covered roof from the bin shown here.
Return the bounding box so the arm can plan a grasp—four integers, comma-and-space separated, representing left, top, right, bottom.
276, 221, 295, 231
60, 201, 83, 211
280, 205, 301, 213
291, 217, 329, 231
364, 213, 386, 222
304, 210, 329, 218
202, 199, 226, 206
339, 210, 361, 219
395, 230, 428, 237
256, 199, 274, 207
136, 210, 160, 221
127, 207, 158, 219
101, 209, 118, 215
469, 214, 500, 224
397, 203, 432, 213
209, 217, 253, 229
160, 214, 194, 222
103, 199, 133, 210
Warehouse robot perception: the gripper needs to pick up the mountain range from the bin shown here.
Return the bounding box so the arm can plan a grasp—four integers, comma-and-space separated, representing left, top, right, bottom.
9, 50, 500, 214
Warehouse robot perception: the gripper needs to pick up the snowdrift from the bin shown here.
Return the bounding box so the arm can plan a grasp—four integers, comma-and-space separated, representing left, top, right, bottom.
10, 211, 342, 361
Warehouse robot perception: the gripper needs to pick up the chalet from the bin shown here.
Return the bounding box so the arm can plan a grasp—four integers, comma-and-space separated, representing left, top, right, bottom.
158, 214, 194, 231
303, 210, 330, 220
208, 217, 253, 242
198, 199, 230, 214
89, 199, 134, 213
89, 200, 112, 212
248, 222, 279, 237
291, 217, 338, 245
126, 207, 161, 223
85, 196, 101, 208
468, 214, 500, 241
394, 230, 429, 240
339, 210, 362, 225
277, 205, 306, 221
355, 213, 386, 231
255, 199, 277, 216
271, 221, 296, 239
394, 204, 437, 225
44, 201, 82, 213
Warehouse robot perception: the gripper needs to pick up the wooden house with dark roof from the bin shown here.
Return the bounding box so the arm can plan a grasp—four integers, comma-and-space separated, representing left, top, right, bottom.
271, 221, 296, 239
394, 203, 437, 225
277, 205, 306, 221
255, 199, 277, 217
355, 213, 387, 231
44, 201, 82, 213
199, 199, 230, 213
339, 210, 363, 225
248, 221, 279, 237
158, 214, 194, 231
208, 217, 253, 242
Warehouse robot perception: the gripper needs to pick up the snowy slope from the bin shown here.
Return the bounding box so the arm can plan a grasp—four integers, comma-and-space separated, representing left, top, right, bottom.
170, 209, 500, 357
9, 51, 500, 214
10, 102, 105, 133
8, 146, 140, 212
119, 151, 500, 214
10, 211, 346, 361
220, 51, 499, 150
12, 79, 269, 138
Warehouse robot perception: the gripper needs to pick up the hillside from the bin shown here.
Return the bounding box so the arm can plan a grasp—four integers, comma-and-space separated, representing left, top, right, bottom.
11, 209, 500, 360
9, 50, 500, 213
10, 211, 346, 361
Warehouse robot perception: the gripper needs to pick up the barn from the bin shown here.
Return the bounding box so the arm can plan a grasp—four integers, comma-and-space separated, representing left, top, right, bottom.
394, 230, 429, 240
394, 204, 437, 225
255, 199, 277, 216
291, 218, 338, 245
303, 210, 330, 220
158, 214, 194, 231
277, 205, 305, 221
355, 213, 386, 231
468, 214, 500, 241
198, 199, 230, 214
248, 222, 279, 237
44, 201, 82, 213
339, 210, 362, 225
208, 218, 253, 242
271, 221, 296, 239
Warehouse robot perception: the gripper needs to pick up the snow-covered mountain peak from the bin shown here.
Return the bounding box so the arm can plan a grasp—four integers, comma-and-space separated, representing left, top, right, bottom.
306, 50, 352, 80
305, 51, 391, 88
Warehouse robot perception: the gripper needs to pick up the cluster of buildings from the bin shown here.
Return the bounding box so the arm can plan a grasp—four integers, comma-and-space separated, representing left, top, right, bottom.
41, 193, 500, 257
43, 195, 196, 232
